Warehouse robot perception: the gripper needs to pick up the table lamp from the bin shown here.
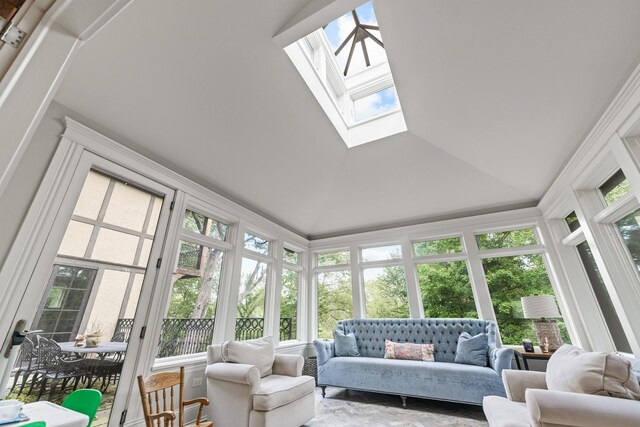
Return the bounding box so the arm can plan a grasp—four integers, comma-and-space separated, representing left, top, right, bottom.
521, 295, 563, 352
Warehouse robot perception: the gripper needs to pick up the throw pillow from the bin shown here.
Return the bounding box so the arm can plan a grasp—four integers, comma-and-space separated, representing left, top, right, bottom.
384, 340, 434, 362
222, 336, 275, 377
546, 344, 640, 400
454, 332, 488, 367
333, 330, 360, 357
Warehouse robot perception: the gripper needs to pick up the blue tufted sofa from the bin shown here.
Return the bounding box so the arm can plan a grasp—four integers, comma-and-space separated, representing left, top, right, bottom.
313, 318, 514, 406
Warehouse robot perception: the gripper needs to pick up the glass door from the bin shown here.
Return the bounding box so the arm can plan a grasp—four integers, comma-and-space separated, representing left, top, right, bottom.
2, 152, 175, 427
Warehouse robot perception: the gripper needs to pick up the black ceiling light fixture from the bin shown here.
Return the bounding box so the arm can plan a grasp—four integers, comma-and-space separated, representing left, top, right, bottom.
333, 9, 384, 76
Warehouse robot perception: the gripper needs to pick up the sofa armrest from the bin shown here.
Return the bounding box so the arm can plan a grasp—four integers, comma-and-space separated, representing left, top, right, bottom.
205, 363, 260, 393
526, 389, 640, 427
272, 354, 303, 377
313, 340, 334, 366
502, 370, 547, 403
488, 346, 514, 376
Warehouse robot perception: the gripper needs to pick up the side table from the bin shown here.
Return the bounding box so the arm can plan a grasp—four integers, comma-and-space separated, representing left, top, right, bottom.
514, 350, 552, 370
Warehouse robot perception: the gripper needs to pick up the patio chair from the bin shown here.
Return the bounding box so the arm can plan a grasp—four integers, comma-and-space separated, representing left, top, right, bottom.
82, 358, 123, 392
110, 331, 126, 342
35, 339, 87, 400
9, 336, 38, 395
137, 366, 211, 427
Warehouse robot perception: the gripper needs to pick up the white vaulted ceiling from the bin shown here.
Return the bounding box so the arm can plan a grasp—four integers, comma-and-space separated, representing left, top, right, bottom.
55, 0, 640, 238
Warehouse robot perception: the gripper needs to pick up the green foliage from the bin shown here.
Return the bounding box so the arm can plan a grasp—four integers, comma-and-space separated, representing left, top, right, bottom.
280, 269, 298, 321
616, 208, 640, 268
603, 179, 631, 205
482, 254, 570, 345
167, 276, 217, 318
414, 237, 462, 256
365, 266, 409, 318
418, 262, 477, 318
476, 228, 537, 251
317, 270, 352, 339
317, 250, 350, 266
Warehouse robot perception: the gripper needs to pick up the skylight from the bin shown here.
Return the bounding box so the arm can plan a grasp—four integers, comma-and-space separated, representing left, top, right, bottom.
284, 1, 406, 147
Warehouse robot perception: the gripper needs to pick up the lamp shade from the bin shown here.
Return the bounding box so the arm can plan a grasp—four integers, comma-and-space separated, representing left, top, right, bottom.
521, 295, 560, 319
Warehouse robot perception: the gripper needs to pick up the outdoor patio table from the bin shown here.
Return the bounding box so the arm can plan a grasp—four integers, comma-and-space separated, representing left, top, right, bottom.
58, 341, 127, 360
16, 401, 89, 427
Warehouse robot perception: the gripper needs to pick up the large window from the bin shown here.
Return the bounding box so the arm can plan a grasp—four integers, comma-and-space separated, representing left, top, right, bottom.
280, 246, 302, 341
280, 269, 298, 341
317, 270, 352, 339
236, 258, 268, 340
162, 209, 229, 357
361, 245, 408, 318
417, 261, 476, 318
363, 267, 409, 318
34, 265, 97, 342
482, 253, 569, 345
576, 241, 631, 352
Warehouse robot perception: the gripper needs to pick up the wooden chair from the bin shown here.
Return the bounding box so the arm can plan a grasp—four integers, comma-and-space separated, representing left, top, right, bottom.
137, 366, 212, 427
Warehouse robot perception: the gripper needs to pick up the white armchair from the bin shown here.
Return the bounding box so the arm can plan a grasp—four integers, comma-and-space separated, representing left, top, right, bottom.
484, 369, 640, 427
205, 340, 315, 427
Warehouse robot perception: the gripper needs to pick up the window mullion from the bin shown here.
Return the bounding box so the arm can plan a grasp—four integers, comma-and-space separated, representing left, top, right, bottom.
402, 240, 423, 318
462, 229, 496, 323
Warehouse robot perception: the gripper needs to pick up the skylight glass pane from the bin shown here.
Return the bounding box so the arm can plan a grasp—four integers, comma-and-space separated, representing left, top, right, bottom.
323, 2, 387, 76
354, 86, 400, 122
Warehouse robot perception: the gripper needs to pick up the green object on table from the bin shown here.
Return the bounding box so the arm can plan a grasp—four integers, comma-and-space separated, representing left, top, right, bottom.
21, 422, 46, 427
61, 389, 102, 427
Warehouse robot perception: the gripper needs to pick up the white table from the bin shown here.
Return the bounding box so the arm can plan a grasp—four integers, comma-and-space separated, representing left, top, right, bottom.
58, 341, 128, 360
17, 401, 89, 427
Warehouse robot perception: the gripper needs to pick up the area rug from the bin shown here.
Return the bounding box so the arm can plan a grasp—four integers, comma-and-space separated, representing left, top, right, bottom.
304, 387, 488, 427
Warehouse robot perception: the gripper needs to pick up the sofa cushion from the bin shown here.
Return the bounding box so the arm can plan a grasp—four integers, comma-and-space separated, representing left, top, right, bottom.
384, 340, 434, 361
454, 332, 488, 367
252, 375, 314, 411
318, 356, 504, 405
222, 336, 274, 377
546, 344, 640, 400
482, 396, 530, 427
334, 330, 360, 357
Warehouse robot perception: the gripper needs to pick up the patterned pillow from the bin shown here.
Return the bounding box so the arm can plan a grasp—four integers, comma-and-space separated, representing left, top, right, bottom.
384, 340, 434, 362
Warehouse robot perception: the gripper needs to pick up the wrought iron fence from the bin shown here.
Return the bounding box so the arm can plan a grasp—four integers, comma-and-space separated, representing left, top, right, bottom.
114, 317, 295, 358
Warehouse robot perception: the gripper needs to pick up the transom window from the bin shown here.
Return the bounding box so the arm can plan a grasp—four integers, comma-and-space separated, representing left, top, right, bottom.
599, 169, 631, 206
414, 237, 463, 257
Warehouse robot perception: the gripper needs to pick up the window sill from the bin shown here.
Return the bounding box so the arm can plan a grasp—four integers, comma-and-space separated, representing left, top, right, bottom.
151, 341, 312, 371
152, 352, 207, 372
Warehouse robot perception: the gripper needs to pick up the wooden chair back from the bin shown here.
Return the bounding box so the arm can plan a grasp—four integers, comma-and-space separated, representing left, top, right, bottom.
137, 366, 184, 427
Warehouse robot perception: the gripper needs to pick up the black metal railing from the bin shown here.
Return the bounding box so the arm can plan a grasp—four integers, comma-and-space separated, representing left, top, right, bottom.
114, 317, 294, 358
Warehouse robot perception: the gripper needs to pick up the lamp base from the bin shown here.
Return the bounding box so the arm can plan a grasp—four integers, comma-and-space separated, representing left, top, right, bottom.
533, 320, 563, 352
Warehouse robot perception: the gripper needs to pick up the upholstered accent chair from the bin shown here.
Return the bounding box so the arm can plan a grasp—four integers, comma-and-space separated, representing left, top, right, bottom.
205, 338, 315, 427
483, 348, 640, 427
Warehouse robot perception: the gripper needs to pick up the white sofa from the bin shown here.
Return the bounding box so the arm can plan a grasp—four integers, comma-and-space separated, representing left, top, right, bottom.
205, 339, 315, 427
